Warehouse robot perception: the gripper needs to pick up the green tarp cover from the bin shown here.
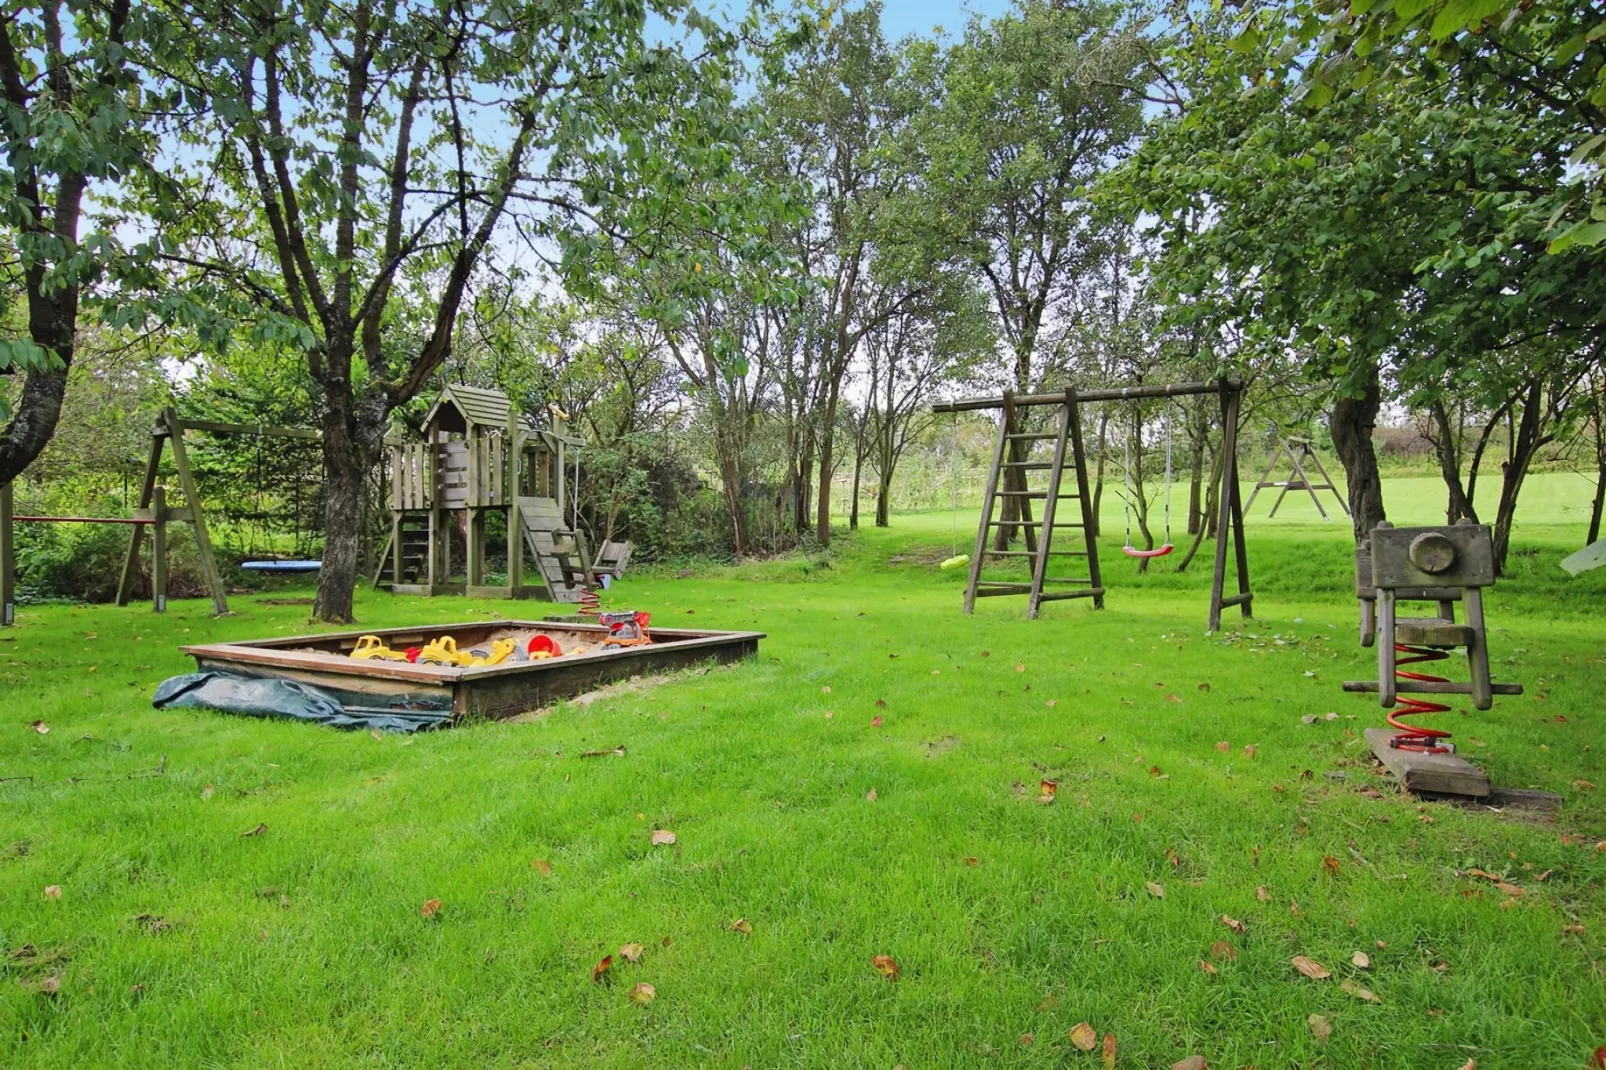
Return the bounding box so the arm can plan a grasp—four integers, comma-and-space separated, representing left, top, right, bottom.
153, 671, 451, 733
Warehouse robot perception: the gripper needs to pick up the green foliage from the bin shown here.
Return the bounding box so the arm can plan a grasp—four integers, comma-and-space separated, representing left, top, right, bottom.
1251, 0, 1604, 250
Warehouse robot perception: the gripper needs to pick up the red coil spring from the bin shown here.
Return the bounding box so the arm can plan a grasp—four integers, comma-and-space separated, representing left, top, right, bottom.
1388, 644, 1455, 754
577, 587, 600, 616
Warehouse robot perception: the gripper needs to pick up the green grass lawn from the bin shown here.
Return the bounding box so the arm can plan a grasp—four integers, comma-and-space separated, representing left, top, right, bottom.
3, 474, 1604, 1067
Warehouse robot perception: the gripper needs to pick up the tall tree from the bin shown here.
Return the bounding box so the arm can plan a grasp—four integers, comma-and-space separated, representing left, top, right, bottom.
760, 2, 933, 543
0, 0, 144, 487
913, 0, 1144, 548
142, 0, 758, 620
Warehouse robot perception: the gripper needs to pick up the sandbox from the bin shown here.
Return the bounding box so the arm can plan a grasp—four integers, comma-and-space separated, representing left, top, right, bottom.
179, 619, 765, 721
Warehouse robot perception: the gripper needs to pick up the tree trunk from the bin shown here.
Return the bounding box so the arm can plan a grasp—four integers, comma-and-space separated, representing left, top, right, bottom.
1491, 380, 1547, 574
1176, 444, 1223, 573
1090, 410, 1108, 540
1329, 365, 1387, 543
1186, 412, 1205, 536
1589, 375, 1605, 545
875, 464, 893, 527
1428, 400, 1478, 524
815, 378, 842, 543
849, 433, 864, 531
312, 378, 378, 623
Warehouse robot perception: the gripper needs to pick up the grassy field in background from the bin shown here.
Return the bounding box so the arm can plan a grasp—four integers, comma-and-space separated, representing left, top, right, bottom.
2, 474, 1603, 1067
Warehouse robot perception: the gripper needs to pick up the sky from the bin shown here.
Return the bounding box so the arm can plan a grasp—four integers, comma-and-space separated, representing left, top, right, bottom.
876, 0, 1013, 41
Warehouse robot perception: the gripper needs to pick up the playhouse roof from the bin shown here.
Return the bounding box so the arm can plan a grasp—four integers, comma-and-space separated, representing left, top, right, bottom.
422, 384, 514, 432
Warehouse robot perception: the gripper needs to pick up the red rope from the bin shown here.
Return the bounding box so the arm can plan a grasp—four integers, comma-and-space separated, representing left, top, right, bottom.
1387, 644, 1455, 754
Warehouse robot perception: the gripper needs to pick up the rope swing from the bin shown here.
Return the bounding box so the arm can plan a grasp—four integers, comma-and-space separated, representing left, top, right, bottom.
940, 412, 969, 570
1122, 406, 1175, 559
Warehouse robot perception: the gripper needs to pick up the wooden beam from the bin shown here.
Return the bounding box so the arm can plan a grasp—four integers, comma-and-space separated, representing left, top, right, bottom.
179, 418, 320, 441
152, 486, 168, 613
933, 380, 1245, 413
116, 431, 167, 607
165, 409, 231, 617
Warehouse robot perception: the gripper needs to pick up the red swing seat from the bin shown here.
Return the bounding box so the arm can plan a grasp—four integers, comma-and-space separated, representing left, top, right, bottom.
1122, 543, 1174, 559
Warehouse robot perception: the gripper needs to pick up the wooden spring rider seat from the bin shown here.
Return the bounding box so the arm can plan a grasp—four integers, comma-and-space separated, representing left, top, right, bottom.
1343, 521, 1523, 797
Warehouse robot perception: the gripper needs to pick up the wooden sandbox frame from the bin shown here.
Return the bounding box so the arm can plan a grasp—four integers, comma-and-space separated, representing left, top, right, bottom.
181, 620, 765, 721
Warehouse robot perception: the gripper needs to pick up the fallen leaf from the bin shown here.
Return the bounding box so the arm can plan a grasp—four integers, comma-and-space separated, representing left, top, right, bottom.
532, 859, 552, 876
1069, 1022, 1097, 1052
1214, 741, 1229, 752
875, 698, 886, 708
871, 954, 899, 981
1291, 955, 1331, 980
1102, 1032, 1117, 1069
1322, 855, 1341, 877
619, 943, 645, 963
730, 918, 752, 935
1563, 924, 1586, 936
871, 715, 883, 728
1574, 779, 1595, 791
28, 719, 48, 734
1308, 1013, 1332, 1043
1592, 1046, 1606, 1069
1146, 881, 1165, 899
1210, 940, 1237, 962
1243, 743, 1257, 759
1458, 1060, 1476, 1070
370, 729, 383, 741
1197, 682, 1211, 691
1221, 915, 1245, 934
963, 857, 980, 867
1165, 693, 1182, 703
821, 685, 831, 694
1015, 663, 1025, 672
1019, 1033, 1034, 1047
1040, 779, 1058, 797
1172, 1057, 1209, 1070
1045, 699, 1057, 708
419, 898, 443, 920
1352, 951, 1371, 969
592, 955, 613, 983
865, 788, 878, 802
628, 981, 655, 1004
240, 823, 267, 838
824, 710, 834, 719
650, 830, 676, 846
1289, 899, 1304, 917
43, 885, 61, 900
1198, 959, 1218, 975
1256, 885, 1270, 902
1494, 881, 1524, 896
1340, 979, 1381, 1003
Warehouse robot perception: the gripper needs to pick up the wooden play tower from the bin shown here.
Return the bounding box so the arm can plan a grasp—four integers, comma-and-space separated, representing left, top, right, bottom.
372, 385, 591, 602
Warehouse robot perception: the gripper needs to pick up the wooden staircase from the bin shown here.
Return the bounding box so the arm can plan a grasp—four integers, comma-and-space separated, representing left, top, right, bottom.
964, 388, 1104, 618
371, 513, 430, 587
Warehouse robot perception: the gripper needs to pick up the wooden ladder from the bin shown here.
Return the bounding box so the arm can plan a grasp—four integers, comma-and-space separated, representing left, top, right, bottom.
964, 388, 1104, 618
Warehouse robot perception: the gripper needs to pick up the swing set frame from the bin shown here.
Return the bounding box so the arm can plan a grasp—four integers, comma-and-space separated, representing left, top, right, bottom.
934, 378, 1253, 631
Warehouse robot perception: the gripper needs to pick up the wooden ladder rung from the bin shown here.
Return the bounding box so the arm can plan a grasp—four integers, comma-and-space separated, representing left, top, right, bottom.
1037, 588, 1105, 602
996, 491, 1079, 499
984, 550, 1086, 558
1001, 462, 1054, 470
1005, 433, 1059, 441
986, 518, 1083, 529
